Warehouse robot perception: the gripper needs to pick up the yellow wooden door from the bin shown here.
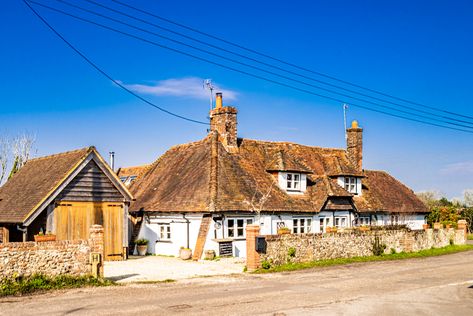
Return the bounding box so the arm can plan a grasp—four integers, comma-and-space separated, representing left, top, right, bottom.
55, 202, 124, 261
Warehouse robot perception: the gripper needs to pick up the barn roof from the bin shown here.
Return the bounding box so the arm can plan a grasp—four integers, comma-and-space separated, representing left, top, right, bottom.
128, 134, 428, 214
0, 147, 133, 224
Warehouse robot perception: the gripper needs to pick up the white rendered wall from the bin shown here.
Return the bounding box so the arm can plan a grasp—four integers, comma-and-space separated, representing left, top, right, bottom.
136, 213, 202, 256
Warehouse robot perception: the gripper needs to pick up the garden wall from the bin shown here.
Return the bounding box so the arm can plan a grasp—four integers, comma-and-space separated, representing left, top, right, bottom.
259, 228, 465, 266
0, 225, 104, 278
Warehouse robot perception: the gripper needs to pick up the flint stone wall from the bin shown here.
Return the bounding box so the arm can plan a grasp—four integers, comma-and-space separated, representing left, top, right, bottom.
261, 228, 466, 266
0, 225, 104, 278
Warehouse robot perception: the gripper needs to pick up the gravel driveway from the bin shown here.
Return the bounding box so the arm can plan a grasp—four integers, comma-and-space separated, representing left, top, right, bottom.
105, 256, 245, 282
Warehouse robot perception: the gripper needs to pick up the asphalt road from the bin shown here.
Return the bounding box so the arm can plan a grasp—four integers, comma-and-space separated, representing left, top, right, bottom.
1, 251, 473, 316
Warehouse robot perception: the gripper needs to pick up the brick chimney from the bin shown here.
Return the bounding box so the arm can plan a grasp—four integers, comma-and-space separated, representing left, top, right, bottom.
346, 120, 363, 172
210, 92, 238, 152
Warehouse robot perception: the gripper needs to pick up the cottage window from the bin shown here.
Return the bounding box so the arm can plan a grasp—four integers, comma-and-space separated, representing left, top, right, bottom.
358, 217, 370, 226
286, 173, 301, 191
334, 216, 348, 228
293, 218, 312, 234
159, 224, 171, 240
227, 218, 253, 238
344, 177, 358, 194
319, 217, 330, 232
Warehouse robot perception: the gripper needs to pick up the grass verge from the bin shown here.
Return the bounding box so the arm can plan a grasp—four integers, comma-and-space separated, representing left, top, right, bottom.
467, 234, 473, 240
0, 274, 115, 297
255, 244, 473, 274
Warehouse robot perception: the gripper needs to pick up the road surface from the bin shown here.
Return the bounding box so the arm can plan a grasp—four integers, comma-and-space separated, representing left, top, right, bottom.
1, 251, 473, 315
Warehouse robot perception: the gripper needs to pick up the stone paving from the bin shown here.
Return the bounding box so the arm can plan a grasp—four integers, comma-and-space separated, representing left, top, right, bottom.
104, 255, 245, 283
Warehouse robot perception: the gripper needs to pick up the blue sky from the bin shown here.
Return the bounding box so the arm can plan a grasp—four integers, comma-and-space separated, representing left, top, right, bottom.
1, 0, 472, 198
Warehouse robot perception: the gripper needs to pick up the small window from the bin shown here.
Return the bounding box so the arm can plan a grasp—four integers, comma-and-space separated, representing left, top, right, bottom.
359, 217, 370, 226
119, 176, 128, 183
344, 177, 358, 194
286, 173, 302, 191
293, 218, 312, 234
159, 223, 171, 240
227, 218, 253, 238
334, 216, 348, 228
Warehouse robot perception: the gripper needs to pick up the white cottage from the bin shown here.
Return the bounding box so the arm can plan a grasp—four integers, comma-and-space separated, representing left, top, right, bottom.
120, 93, 429, 259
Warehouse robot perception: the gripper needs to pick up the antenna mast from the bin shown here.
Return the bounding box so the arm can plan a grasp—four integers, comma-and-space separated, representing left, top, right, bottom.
203, 79, 214, 110
343, 103, 349, 141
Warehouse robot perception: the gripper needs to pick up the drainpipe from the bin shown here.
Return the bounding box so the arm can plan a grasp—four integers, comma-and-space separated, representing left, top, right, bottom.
182, 214, 190, 249
17, 225, 27, 242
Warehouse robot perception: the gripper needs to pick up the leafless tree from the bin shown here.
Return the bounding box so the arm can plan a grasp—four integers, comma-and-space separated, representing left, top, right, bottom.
0, 137, 9, 184
243, 182, 274, 222
463, 189, 473, 207
8, 133, 36, 179
416, 190, 442, 207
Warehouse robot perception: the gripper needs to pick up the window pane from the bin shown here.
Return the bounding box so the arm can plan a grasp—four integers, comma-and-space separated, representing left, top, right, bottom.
247, 219, 253, 225
228, 219, 234, 228
237, 228, 244, 237
294, 174, 300, 181
237, 219, 244, 228
228, 228, 234, 237
293, 219, 298, 227
287, 174, 292, 181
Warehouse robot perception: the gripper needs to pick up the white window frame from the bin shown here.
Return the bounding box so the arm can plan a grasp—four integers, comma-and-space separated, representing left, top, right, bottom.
159, 223, 171, 241
226, 218, 253, 239
358, 217, 370, 226
286, 173, 301, 191
293, 217, 312, 234
319, 217, 330, 233
334, 216, 348, 228
344, 177, 358, 194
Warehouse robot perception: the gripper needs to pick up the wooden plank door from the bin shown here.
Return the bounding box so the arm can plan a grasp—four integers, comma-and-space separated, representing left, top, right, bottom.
102, 203, 124, 261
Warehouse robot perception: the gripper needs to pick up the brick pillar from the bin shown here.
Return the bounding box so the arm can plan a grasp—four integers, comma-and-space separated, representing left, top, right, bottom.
89, 225, 104, 277
246, 224, 261, 272
458, 220, 468, 236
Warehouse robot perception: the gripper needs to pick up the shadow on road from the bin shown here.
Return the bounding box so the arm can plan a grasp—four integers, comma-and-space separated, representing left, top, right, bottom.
107, 273, 139, 281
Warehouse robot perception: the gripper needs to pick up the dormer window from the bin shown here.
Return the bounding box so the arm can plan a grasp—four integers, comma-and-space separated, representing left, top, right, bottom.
278, 172, 307, 194
286, 173, 301, 191
338, 176, 361, 195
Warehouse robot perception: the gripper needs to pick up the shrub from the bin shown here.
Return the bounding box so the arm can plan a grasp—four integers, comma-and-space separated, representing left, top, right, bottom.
261, 260, 271, 269
287, 247, 296, 258
390, 248, 396, 254
135, 239, 149, 246
372, 236, 386, 256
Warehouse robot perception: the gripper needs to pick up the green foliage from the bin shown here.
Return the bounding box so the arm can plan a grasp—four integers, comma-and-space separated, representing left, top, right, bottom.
135, 239, 149, 246
467, 234, 473, 241
261, 260, 271, 269
449, 239, 454, 246
426, 206, 460, 227
372, 236, 387, 256
254, 245, 473, 273
390, 248, 396, 254
0, 274, 114, 297
287, 247, 296, 258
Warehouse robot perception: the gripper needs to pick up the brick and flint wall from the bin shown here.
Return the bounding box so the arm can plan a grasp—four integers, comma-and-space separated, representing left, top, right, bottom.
248, 226, 466, 267
0, 225, 104, 278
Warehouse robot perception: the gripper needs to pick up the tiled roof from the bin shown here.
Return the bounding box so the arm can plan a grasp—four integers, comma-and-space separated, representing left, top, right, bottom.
0, 147, 92, 223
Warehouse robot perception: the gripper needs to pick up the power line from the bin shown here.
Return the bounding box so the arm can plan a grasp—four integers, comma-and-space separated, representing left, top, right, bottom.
24, 1, 473, 134
78, 0, 473, 126
30, 0, 473, 130
110, 0, 473, 121
22, 0, 208, 126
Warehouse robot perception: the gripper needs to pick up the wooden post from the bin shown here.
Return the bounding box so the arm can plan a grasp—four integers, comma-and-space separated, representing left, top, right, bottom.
89, 225, 104, 277
246, 224, 261, 272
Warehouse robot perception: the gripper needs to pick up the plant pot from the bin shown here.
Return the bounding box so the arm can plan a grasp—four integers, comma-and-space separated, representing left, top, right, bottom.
277, 228, 291, 235
179, 248, 192, 260
433, 222, 442, 230
204, 250, 216, 260
445, 224, 452, 229
137, 245, 148, 256
422, 224, 430, 230
34, 235, 56, 242
359, 226, 370, 232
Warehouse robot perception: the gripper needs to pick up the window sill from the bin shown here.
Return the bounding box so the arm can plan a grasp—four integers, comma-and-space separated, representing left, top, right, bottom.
156, 240, 172, 243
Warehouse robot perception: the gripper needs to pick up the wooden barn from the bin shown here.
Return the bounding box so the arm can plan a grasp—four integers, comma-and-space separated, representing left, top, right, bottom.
0, 147, 133, 261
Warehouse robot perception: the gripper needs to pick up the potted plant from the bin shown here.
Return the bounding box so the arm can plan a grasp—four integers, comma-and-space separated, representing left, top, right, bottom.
359, 225, 370, 232
135, 238, 149, 256
433, 222, 442, 230
277, 227, 291, 235
422, 223, 430, 230
179, 247, 192, 260
204, 250, 216, 260
34, 229, 56, 242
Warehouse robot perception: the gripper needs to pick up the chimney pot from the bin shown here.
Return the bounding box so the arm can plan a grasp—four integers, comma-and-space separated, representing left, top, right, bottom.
215, 92, 223, 109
